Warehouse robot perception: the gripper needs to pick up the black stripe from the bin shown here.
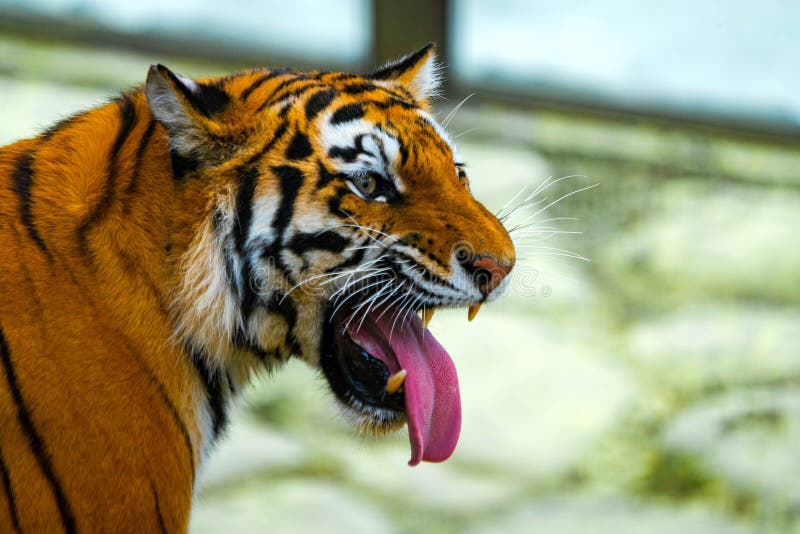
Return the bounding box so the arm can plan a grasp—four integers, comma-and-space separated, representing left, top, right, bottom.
399, 142, 410, 166
270, 74, 311, 96
327, 185, 353, 218
328, 134, 365, 163
78, 95, 137, 248
255, 165, 305, 288
341, 82, 379, 95
287, 231, 348, 256
390, 85, 416, 102
195, 81, 231, 117
316, 160, 339, 189
325, 246, 366, 274
388, 263, 442, 301
170, 150, 200, 181
325, 72, 358, 82
233, 167, 260, 320
330, 103, 365, 125
259, 243, 297, 287
375, 136, 391, 169
159, 393, 195, 480
255, 75, 314, 113
285, 131, 313, 160
239, 259, 260, 322
124, 119, 156, 201
339, 84, 415, 108
389, 249, 458, 291
270, 165, 304, 233
274, 83, 327, 106
233, 167, 259, 255
241, 69, 291, 101
186, 344, 229, 440
150, 479, 167, 534
366, 97, 416, 111
304, 89, 337, 120
0, 326, 76, 534
264, 292, 297, 330
278, 102, 293, 118
264, 292, 301, 354
246, 121, 289, 166
11, 151, 51, 259
0, 444, 20, 533
213, 209, 239, 295
381, 83, 416, 102
257, 82, 328, 115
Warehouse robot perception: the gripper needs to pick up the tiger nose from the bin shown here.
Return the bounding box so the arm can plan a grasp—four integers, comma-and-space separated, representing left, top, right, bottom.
461, 254, 514, 296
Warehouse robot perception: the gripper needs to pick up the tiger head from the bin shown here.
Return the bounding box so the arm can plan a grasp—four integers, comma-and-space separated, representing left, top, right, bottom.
147, 44, 515, 465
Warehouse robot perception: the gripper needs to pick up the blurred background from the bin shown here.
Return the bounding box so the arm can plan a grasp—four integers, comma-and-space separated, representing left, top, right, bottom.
1, 1, 798, 532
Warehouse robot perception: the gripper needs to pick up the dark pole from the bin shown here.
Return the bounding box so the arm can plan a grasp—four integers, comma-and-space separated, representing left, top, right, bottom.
370, 0, 450, 91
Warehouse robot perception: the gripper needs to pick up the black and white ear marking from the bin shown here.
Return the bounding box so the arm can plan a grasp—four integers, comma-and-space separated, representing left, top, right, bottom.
145, 64, 230, 130
145, 65, 231, 157
369, 42, 441, 102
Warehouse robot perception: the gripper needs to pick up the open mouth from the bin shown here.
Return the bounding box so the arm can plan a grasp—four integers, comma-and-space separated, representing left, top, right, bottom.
320, 300, 463, 466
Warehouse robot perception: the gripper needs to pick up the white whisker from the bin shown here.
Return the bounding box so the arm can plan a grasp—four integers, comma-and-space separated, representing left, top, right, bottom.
495, 185, 528, 218
525, 183, 599, 221
453, 127, 480, 139
441, 92, 475, 128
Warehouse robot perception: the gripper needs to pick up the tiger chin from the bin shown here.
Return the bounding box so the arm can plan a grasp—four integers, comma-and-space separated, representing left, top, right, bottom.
0, 43, 515, 531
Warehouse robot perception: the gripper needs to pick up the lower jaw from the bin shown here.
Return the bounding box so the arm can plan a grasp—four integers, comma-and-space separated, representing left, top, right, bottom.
319, 304, 406, 433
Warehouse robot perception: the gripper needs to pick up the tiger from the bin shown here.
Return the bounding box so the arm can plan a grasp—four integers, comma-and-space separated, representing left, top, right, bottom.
0, 43, 515, 532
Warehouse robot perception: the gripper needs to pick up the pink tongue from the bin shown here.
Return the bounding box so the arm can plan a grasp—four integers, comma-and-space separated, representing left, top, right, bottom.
349, 311, 461, 466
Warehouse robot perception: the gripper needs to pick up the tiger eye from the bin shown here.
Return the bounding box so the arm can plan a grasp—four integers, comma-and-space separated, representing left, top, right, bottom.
357, 174, 377, 196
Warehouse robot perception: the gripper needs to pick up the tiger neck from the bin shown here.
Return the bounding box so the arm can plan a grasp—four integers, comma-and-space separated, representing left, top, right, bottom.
41, 92, 271, 452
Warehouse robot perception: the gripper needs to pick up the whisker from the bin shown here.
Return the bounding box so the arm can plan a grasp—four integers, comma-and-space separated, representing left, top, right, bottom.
344, 281, 393, 334
373, 282, 409, 323
499, 175, 589, 223
495, 185, 529, 218
389, 289, 417, 339
354, 280, 404, 333
321, 265, 386, 289
281, 265, 372, 301
515, 246, 591, 262
453, 127, 480, 139
508, 217, 580, 231
441, 92, 475, 128
330, 275, 392, 319
400, 292, 425, 326
511, 229, 583, 241
525, 182, 599, 221
330, 269, 391, 302
343, 214, 400, 244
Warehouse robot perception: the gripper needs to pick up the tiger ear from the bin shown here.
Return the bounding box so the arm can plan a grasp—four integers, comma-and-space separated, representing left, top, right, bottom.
145, 64, 230, 156
369, 43, 441, 103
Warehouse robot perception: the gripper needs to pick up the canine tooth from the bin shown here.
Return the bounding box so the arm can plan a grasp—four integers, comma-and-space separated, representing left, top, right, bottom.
421, 308, 434, 328
385, 369, 407, 394
468, 303, 481, 322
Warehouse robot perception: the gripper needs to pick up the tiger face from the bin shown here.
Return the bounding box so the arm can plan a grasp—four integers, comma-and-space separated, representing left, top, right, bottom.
151, 44, 515, 465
